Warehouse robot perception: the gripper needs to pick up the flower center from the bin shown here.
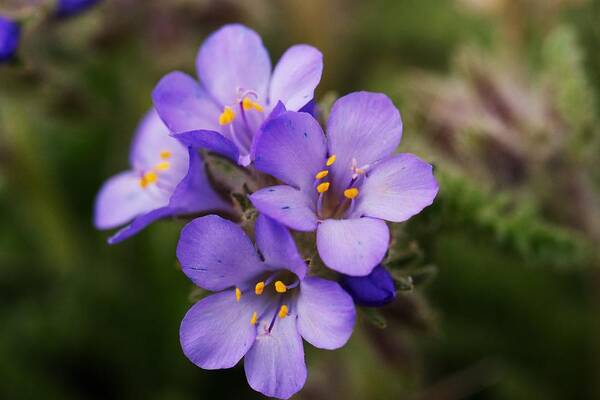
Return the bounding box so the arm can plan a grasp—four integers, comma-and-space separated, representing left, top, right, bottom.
235, 271, 299, 332
138, 150, 172, 189
314, 155, 369, 219
217, 90, 265, 156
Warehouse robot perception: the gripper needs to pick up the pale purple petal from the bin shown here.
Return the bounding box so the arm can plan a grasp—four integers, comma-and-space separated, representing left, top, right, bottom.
355, 154, 438, 222
316, 217, 389, 276
327, 92, 403, 196
268, 44, 323, 111
196, 24, 271, 106
173, 130, 240, 166
129, 109, 189, 175
250, 185, 318, 232
253, 111, 327, 190
152, 71, 222, 134
297, 277, 355, 349
244, 315, 306, 399
107, 206, 173, 244
94, 171, 167, 230
255, 214, 307, 279
176, 215, 266, 291
180, 290, 262, 370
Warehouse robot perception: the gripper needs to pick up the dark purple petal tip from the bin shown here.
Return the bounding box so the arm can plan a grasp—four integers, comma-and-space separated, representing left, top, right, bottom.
0, 16, 20, 62
56, 0, 101, 17
340, 264, 396, 307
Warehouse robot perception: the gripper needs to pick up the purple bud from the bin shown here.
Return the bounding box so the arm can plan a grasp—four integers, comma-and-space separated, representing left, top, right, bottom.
340, 264, 396, 307
56, 0, 101, 17
0, 16, 21, 63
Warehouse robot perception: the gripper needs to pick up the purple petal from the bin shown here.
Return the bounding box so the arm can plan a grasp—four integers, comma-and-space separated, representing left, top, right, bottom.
173, 130, 240, 165
355, 153, 439, 222
298, 99, 318, 118
255, 214, 307, 279
180, 290, 263, 370
107, 206, 173, 244
340, 264, 396, 307
94, 171, 167, 230
196, 24, 271, 106
129, 109, 189, 182
176, 215, 265, 291
253, 111, 328, 190
250, 101, 287, 161
250, 185, 318, 232
152, 71, 221, 134
244, 315, 306, 399
316, 217, 389, 276
167, 149, 232, 213
326, 92, 403, 197
55, 0, 100, 17
268, 44, 323, 111
297, 277, 355, 349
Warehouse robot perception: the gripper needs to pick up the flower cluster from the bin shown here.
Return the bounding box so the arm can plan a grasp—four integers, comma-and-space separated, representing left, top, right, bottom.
95, 24, 439, 399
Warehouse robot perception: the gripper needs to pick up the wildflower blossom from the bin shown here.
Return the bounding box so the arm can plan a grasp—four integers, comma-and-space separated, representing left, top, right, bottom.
0, 16, 20, 62
152, 23, 323, 166
94, 109, 230, 243
177, 214, 355, 399
250, 91, 439, 276
341, 264, 396, 307
55, 0, 101, 17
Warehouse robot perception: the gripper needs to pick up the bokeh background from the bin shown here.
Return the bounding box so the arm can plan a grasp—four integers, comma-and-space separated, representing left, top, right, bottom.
1, 0, 600, 399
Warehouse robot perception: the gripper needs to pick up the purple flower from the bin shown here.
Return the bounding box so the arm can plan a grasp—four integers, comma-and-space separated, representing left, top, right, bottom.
177, 214, 355, 399
0, 16, 20, 62
250, 91, 439, 276
340, 264, 396, 307
152, 24, 323, 166
55, 0, 101, 17
94, 109, 231, 243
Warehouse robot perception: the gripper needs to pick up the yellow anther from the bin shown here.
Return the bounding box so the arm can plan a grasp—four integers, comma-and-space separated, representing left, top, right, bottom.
250, 311, 258, 325
218, 106, 236, 125
278, 305, 289, 319
326, 155, 337, 166
255, 281, 265, 295
155, 161, 170, 171
160, 150, 172, 160
274, 281, 287, 293
242, 97, 264, 112
139, 171, 158, 188
317, 182, 330, 193
235, 287, 242, 302
344, 188, 359, 199
315, 170, 329, 180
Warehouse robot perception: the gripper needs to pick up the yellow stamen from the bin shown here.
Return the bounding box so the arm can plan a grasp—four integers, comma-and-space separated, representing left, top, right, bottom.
315, 170, 329, 180
317, 182, 330, 193
155, 161, 170, 171
255, 281, 265, 295
344, 188, 359, 199
242, 97, 264, 112
274, 281, 287, 293
326, 154, 337, 166
160, 150, 172, 160
218, 106, 236, 125
278, 305, 289, 319
139, 171, 158, 188
235, 287, 242, 302
250, 311, 258, 325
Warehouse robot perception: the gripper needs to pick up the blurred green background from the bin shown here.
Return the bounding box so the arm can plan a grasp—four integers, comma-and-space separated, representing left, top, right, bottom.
1, 0, 600, 399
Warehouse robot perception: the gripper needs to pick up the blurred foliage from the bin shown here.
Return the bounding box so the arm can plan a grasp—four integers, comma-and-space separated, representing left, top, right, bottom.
1, 0, 600, 399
